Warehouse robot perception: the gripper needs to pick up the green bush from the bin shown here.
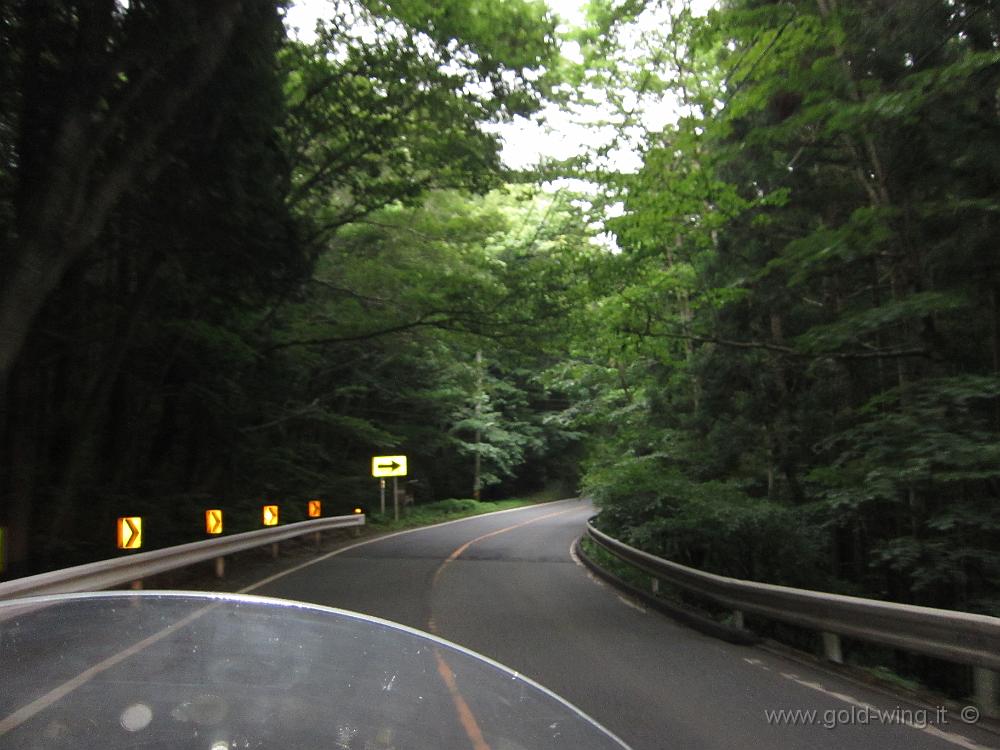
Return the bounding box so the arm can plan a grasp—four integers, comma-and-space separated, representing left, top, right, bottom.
428, 498, 481, 514
583, 453, 828, 588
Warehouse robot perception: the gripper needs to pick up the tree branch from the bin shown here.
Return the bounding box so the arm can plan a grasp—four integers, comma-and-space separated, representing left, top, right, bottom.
265, 315, 450, 351
240, 399, 321, 433
308, 278, 388, 306
623, 326, 929, 360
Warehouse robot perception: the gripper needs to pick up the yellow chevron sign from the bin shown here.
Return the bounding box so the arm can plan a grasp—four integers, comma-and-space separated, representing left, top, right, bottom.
205, 509, 223, 535
372, 455, 407, 477
117, 517, 142, 549
308, 500, 321, 518
262, 505, 279, 526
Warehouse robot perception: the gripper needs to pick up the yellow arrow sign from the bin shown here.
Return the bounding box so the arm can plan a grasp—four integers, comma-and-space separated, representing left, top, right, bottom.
372, 455, 407, 477
262, 505, 279, 526
308, 500, 321, 518
205, 509, 223, 535
117, 517, 142, 549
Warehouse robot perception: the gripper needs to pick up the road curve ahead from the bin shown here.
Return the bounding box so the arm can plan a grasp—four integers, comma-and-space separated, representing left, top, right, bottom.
253, 498, 999, 750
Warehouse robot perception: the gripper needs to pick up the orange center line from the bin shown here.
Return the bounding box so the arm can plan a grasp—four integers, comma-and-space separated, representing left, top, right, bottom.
431, 506, 577, 588
426, 505, 579, 750
435, 649, 492, 750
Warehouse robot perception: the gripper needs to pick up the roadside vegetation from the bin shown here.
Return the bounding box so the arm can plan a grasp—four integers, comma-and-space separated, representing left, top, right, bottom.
570, 0, 1000, 626
368, 486, 572, 532
2, 0, 998, 684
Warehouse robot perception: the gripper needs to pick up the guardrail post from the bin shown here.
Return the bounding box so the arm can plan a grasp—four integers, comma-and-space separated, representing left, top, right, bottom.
583, 518, 1000, 687
0, 514, 366, 599
733, 609, 745, 630
313, 531, 322, 552
650, 577, 659, 594
129, 578, 142, 608
973, 667, 999, 717
270, 542, 279, 559
214, 556, 225, 579
821, 631, 844, 664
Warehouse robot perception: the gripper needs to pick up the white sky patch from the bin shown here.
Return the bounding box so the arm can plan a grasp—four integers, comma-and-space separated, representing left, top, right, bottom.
281, 0, 328, 44
284, 0, 714, 173
283, 0, 716, 250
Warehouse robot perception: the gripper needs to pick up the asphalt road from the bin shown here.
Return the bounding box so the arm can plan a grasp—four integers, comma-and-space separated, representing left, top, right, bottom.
250, 498, 999, 750
0, 588, 628, 749
1, 498, 997, 750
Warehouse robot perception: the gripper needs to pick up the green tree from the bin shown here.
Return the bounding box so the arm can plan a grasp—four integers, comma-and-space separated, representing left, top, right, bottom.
564, 0, 1000, 619
0, 0, 263, 381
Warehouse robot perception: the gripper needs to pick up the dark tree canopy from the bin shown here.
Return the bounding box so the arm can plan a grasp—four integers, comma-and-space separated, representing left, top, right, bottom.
0, 0, 576, 575
1, 5, 999, 709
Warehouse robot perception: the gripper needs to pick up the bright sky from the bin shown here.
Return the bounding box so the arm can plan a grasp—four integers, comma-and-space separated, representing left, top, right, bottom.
283, 0, 713, 174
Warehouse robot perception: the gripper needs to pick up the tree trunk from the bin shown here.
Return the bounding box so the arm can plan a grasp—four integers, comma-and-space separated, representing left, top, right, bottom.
473, 349, 482, 500
45, 260, 160, 550
0, 0, 244, 383
0, 241, 78, 393
993, 286, 1000, 431
3, 358, 42, 576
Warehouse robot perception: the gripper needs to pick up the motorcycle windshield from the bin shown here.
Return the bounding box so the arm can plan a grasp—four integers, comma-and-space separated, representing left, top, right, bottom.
0, 591, 631, 750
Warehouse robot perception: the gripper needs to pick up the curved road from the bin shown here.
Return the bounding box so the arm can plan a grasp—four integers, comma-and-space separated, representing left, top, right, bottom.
2, 498, 997, 749
249, 498, 998, 750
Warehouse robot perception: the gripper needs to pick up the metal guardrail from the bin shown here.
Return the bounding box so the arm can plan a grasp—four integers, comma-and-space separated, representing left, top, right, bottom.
0, 514, 365, 600
585, 520, 1000, 680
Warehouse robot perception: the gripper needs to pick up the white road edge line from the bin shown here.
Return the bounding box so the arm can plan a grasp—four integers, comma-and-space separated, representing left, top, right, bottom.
0, 605, 217, 734
239, 498, 585, 595
570, 538, 651, 615
616, 595, 646, 614
569, 537, 606, 589
767, 669, 997, 750
579, 544, 995, 750
0, 498, 585, 735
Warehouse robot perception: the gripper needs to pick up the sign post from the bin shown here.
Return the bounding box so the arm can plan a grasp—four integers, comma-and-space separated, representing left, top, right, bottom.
372, 455, 407, 520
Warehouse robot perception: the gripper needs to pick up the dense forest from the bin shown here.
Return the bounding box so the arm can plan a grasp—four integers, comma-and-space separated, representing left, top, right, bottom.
0, 0, 591, 574
1, 0, 999, 630
573, 0, 1000, 621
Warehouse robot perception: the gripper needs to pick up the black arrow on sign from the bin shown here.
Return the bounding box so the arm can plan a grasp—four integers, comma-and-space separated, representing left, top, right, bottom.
377, 460, 401, 472
125, 518, 140, 547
